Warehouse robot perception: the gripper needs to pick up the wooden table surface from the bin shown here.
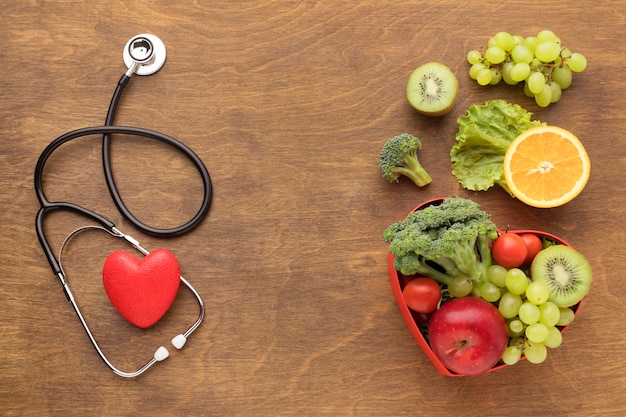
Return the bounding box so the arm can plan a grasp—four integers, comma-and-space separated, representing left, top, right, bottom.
2, 1, 625, 416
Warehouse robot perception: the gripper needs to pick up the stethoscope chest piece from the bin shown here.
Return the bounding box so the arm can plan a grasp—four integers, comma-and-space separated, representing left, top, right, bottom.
123, 33, 166, 76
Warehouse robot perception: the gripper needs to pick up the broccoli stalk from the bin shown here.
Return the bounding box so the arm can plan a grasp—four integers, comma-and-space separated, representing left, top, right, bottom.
383, 196, 498, 297
379, 133, 432, 187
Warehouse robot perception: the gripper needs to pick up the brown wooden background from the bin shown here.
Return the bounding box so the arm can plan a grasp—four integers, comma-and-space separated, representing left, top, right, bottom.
2, 1, 625, 416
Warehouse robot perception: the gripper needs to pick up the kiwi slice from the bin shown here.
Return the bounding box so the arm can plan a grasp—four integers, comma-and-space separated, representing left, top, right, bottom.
531, 245, 592, 307
406, 62, 458, 116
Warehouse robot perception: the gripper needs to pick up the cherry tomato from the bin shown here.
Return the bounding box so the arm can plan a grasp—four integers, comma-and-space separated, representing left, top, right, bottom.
492, 232, 527, 269
402, 277, 441, 314
519, 233, 543, 265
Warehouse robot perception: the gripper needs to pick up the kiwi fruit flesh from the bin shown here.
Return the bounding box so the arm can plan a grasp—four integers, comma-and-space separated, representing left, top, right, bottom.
406, 62, 458, 116
531, 245, 592, 307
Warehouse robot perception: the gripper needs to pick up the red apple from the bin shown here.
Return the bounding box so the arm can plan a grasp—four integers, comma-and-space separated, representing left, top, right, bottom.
428, 296, 508, 376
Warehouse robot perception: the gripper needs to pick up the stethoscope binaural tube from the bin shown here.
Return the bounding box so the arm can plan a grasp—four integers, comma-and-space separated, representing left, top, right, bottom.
34, 34, 210, 377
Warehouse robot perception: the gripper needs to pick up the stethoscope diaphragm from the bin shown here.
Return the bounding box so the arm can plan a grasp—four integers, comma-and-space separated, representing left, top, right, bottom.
123, 33, 167, 76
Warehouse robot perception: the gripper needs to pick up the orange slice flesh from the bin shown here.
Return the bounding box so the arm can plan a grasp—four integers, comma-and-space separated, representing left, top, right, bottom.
503, 126, 590, 208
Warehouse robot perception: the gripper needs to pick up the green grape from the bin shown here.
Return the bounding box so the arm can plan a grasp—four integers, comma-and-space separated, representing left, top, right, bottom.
467, 50, 483, 65
537, 29, 559, 43
526, 322, 550, 343
510, 63, 530, 82
539, 301, 561, 327
469, 63, 486, 80
560, 47, 572, 59
557, 307, 576, 326
476, 67, 493, 86
487, 36, 497, 48
549, 82, 562, 103
544, 326, 563, 348
523, 81, 534, 97
568, 52, 587, 72
511, 44, 533, 64
505, 268, 528, 295
494, 31, 516, 51
552, 65, 573, 89
507, 319, 525, 337
535, 41, 561, 63
512, 35, 525, 46
489, 68, 502, 85
501, 61, 517, 85
527, 71, 546, 94
523, 340, 548, 364
480, 281, 501, 302
523, 36, 538, 52
525, 281, 550, 305
534, 84, 553, 107
498, 291, 523, 319
502, 345, 522, 365
448, 276, 473, 298
485, 46, 506, 64
487, 264, 508, 288
518, 302, 540, 325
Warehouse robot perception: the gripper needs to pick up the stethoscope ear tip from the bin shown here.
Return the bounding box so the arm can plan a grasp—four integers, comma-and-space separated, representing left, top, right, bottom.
172, 334, 187, 349
154, 346, 170, 362
123, 34, 167, 76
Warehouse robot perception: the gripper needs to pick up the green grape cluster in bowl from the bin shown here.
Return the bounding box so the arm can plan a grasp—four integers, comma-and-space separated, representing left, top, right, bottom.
466, 30, 587, 107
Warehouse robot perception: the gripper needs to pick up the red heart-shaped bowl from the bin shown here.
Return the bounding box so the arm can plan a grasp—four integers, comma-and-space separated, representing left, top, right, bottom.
388, 197, 582, 377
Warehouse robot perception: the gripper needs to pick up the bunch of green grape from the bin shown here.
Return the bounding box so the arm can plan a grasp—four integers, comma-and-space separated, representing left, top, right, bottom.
466, 30, 587, 107
481, 264, 577, 366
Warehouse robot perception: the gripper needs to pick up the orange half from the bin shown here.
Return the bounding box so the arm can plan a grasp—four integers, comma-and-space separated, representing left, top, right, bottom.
503, 126, 590, 208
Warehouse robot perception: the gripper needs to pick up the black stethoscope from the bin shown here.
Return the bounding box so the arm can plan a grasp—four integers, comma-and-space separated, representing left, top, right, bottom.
34, 34, 212, 377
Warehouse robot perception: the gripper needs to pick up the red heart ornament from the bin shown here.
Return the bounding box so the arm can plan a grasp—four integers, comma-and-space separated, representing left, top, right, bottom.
102, 248, 181, 328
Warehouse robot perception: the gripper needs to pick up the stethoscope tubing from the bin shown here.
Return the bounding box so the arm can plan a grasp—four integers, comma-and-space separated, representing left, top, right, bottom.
35, 124, 212, 223
35, 72, 212, 239
101, 74, 213, 237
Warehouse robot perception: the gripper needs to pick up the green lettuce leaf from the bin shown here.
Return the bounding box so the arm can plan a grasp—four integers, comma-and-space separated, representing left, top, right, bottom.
450, 99, 544, 195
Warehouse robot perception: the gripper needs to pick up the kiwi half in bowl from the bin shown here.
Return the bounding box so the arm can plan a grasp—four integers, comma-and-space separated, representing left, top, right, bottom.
406, 62, 458, 116
531, 245, 592, 307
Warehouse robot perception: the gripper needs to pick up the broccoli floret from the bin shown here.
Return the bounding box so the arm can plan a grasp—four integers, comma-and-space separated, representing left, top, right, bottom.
383, 196, 498, 296
379, 133, 432, 187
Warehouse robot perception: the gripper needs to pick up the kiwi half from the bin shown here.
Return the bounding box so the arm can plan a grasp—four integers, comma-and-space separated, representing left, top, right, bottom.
406, 62, 458, 116
531, 245, 592, 307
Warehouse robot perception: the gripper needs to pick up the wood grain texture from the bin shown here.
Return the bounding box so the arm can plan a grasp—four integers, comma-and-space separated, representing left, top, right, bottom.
1, 1, 625, 416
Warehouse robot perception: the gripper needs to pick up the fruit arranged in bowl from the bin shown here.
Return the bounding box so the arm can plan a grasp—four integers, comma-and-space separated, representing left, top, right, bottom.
384, 196, 591, 376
